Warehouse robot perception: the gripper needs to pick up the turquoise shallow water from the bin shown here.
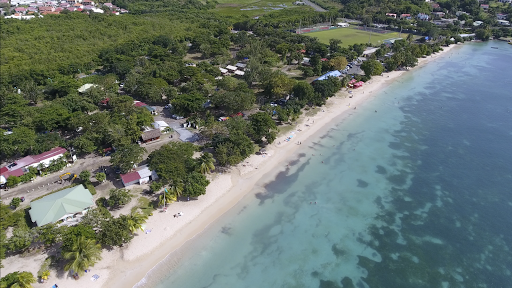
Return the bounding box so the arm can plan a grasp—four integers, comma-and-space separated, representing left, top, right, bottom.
140, 42, 512, 288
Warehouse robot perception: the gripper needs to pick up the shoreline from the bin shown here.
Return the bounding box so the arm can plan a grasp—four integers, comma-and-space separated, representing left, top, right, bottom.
0, 44, 460, 288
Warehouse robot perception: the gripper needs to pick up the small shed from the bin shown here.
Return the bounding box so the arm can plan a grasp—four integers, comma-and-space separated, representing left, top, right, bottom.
234, 70, 245, 77
152, 121, 169, 131
120, 171, 140, 187
219, 68, 228, 75
141, 129, 161, 143
226, 65, 237, 72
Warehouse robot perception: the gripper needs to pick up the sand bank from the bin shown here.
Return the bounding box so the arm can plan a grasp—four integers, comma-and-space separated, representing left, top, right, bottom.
0, 44, 460, 288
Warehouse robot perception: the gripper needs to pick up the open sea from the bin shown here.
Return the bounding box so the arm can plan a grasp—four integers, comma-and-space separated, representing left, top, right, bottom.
140, 41, 512, 288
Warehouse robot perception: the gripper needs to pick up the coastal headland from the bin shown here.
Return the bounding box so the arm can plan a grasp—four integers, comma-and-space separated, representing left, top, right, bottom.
0, 44, 459, 288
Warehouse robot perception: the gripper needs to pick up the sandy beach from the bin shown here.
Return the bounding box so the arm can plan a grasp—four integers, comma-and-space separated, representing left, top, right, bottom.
0, 44, 460, 288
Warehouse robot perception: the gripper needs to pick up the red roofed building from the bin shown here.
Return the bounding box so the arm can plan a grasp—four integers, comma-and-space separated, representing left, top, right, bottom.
0, 147, 67, 185
39, 6, 55, 13
120, 171, 141, 187
100, 98, 110, 105
15, 7, 27, 13
30, 147, 67, 167
133, 101, 147, 107
120, 166, 158, 187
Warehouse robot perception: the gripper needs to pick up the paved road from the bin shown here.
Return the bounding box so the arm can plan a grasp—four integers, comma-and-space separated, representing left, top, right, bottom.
1, 106, 199, 204
302, 0, 326, 12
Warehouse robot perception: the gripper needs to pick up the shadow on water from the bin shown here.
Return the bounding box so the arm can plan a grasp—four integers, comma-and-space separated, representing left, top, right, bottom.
356, 179, 369, 188
256, 155, 309, 205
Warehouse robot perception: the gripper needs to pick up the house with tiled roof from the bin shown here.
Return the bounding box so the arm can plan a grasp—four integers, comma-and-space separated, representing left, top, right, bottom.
480, 4, 489, 10
15, 7, 27, 13
39, 6, 55, 12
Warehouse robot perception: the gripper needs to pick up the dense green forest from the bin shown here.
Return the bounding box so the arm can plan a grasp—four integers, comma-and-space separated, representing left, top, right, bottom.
2, 0, 499, 163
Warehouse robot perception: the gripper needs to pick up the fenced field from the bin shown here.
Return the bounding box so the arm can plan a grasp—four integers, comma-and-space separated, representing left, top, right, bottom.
303, 26, 406, 47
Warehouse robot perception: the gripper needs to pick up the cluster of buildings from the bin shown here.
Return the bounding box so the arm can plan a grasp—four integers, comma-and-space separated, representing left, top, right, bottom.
387, 2, 510, 25
219, 62, 247, 77
2, 0, 128, 19
26, 163, 158, 228
0, 147, 68, 185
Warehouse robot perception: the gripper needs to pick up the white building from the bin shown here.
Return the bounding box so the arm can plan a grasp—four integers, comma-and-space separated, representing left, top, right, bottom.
152, 120, 170, 131
4, 14, 36, 20
497, 20, 510, 25
336, 22, 350, 27
226, 65, 237, 72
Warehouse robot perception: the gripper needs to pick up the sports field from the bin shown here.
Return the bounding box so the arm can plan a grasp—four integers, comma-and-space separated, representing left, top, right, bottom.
305, 26, 406, 47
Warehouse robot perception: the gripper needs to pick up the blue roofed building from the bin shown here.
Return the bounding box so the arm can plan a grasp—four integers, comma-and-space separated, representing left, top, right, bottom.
314, 70, 342, 81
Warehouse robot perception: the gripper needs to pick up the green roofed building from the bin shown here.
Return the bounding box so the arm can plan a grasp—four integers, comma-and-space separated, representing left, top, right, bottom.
29, 185, 94, 227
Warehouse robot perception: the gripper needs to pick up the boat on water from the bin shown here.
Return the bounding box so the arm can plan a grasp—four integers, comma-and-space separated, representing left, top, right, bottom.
491, 47, 498, 49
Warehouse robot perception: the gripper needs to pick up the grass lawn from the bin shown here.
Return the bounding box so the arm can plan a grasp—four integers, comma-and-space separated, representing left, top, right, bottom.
131, 196, 156, 216
213, 0, 304, 17
305, 27, 407, 47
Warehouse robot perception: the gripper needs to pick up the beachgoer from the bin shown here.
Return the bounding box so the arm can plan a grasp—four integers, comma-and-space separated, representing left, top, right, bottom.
375, 110, 377, 112
315, 202, 317, 204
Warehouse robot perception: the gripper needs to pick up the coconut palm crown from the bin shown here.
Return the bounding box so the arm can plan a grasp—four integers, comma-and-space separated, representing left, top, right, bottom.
63, 236, 102, 276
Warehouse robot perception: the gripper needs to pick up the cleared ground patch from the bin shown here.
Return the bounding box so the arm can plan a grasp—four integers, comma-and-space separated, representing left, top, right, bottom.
305, 27, 407, 47
213, 0, 303, 17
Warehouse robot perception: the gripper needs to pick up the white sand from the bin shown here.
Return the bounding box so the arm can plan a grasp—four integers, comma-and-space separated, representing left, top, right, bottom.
0, 44, 460, 288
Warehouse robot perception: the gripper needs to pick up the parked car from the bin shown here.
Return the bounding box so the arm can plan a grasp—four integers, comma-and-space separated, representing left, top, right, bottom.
218, 116, 230, 121
277, 99, 287, 106
171, 114, 184, 120
270, 102, 277, 107
230, 112, 244, 117
164, 105, 171, 109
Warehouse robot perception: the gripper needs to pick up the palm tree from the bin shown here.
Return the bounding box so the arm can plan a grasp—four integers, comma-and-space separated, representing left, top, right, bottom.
197, 152, 215, 174
10, 272, 36, 288
126, 211, 148, 234
168, 183, 183, 199
63, 236, 102, 277
158, 189, 176, 207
